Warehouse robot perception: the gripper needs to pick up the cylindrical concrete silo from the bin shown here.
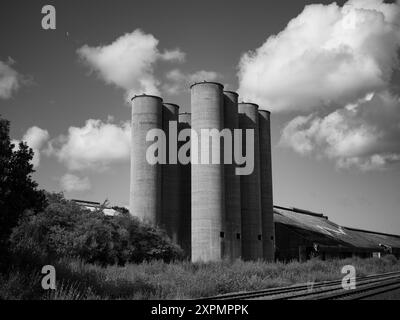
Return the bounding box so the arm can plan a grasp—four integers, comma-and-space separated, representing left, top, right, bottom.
161, 103, 180, 243
178, 112, 191, 257
238, 102, 263, 260
259, 110, 275, 261
223, 91, 242, 261
130, 95, 163, 225
191, 82, 225, 262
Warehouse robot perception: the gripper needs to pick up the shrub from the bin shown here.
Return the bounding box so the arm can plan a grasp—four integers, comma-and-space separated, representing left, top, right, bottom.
9, 193, 184, 266
382, 254, 397, 265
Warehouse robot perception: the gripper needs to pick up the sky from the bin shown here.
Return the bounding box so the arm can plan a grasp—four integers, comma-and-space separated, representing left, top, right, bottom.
1, 0, 400, 234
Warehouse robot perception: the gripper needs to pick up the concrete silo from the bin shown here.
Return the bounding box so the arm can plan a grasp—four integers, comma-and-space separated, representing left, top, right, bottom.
130, 95, 163, 225
223, 91, 242, 260
161, 103, 180, 243
191, 82, 225, 262
178, 112, 192, 257
238, 102, 263, 260
259, 110, 275, 261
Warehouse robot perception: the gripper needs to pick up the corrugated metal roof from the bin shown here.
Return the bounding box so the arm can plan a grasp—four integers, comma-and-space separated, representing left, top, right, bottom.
345, 227, 400, 249
71, 199, 118, 216
274, 206, 400, 250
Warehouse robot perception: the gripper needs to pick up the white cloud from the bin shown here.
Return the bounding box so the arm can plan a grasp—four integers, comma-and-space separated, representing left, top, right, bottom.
60, 173, 91, 192
238, 0, 400, 171
0, 58, 23, 99
280, 91, 400, 170
13, 126, 50, 168
160, 49, 186, 62
48, 119, 131, 171
77, 29, 185, 99
238, 0, 400, 112
163, 69, 221, 95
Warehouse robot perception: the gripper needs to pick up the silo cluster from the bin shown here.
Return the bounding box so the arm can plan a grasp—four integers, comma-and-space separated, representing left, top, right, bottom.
129, 81, 274, 262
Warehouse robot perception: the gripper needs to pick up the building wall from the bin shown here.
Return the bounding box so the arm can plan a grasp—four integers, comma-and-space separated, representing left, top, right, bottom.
130, 95, 163, 225
178, 112, 192, 257
161, 103, 180, 244
239, 103, 263, 261
191, 82, 225, 262
223, 91, 242, 261
259, 110, 275, 261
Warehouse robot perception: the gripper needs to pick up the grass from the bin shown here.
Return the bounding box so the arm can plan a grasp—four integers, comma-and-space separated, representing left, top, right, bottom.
1, 255, 400, 300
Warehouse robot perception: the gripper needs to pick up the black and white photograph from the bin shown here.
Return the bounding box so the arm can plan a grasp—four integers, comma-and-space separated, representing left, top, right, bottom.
1, 0, 400, 310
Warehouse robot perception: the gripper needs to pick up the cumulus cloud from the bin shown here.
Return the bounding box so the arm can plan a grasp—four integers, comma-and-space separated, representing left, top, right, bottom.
280, 91, 400, 170
77, 29, 185, 99
163, 69, 221, 95
0, 58, 23, 99
238, 0, 400, 112
237, 0, 400, 170
48, 119, 131, 171
160, 49, 186, 62
13, 126, 50, 168
60, 173, 91, 192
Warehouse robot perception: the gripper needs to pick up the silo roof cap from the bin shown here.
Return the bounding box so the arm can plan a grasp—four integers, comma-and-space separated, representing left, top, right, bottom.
238, 102, 259, 108
163, 102, 180, 109
131, 94, 163, 101
190, 81, 224, 89
223, 90, 239, 96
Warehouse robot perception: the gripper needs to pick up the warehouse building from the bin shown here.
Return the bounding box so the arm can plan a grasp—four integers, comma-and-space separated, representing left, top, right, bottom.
274, 205, 400, 261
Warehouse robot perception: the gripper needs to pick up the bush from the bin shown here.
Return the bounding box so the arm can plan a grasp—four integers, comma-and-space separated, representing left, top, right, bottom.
9, 193, 184, 266
382, 254, 397, 265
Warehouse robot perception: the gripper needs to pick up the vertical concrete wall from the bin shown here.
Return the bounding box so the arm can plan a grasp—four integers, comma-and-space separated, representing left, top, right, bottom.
162, 103, 180, 243
259, 110, 275, 261
238, 103, 263, 260
178, 112, 192, 257
130, 95, 163, 225
223, 91, 242, 260
191, 82, 225, 262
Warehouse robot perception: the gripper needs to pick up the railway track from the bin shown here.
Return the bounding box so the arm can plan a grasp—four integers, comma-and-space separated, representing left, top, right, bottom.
203, 270, 400, 300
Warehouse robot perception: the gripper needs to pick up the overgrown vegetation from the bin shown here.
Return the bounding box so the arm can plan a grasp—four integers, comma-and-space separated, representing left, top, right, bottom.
9, 192, 184, 266
1, 256, 400, 300
0, 116, 46, 263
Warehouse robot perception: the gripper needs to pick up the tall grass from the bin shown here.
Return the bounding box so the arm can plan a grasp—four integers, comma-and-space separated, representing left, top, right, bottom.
1, 255, 399, 300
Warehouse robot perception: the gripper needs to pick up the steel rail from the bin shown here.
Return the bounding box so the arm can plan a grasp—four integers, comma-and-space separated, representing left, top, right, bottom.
202, 270, 400, 300
285, 274, 400, 300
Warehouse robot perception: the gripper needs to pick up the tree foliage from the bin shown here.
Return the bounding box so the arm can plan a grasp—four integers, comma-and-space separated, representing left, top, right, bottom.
10, 193, 184, 266
0, 116, 46, 255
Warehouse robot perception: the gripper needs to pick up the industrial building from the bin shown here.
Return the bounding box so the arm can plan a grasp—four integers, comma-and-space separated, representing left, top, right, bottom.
129, 81, 274, 262
274, 206, 400, 261
127, 80, 400, 263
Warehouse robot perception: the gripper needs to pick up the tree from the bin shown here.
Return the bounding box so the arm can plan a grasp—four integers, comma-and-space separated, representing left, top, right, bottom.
0, 116, 46, 256
10, 192, 184, 266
